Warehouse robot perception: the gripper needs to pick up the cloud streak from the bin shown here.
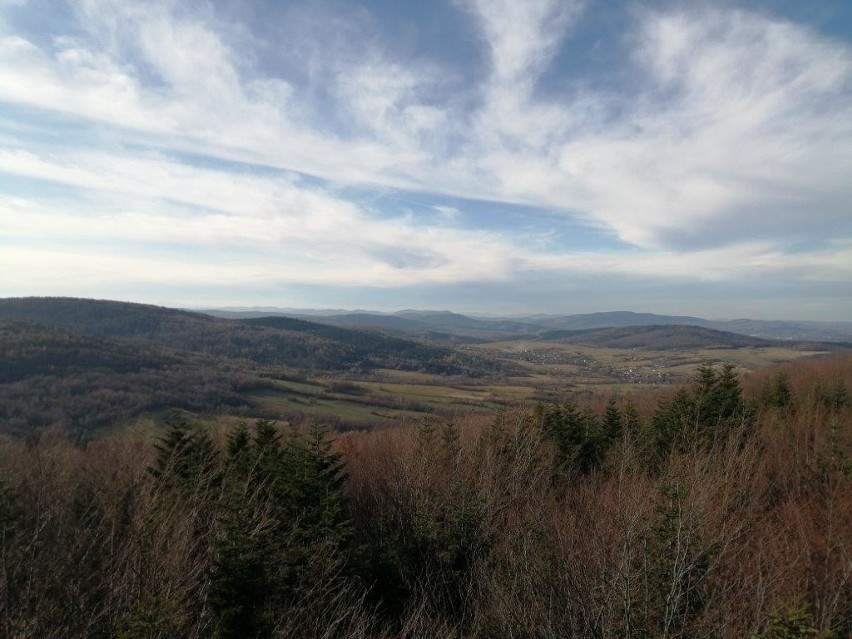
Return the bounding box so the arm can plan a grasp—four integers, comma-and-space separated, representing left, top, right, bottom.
0, 0, 850, 316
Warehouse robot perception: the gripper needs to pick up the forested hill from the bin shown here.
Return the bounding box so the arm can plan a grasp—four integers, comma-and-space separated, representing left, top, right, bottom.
0, 298, 503, 437
539, 325, 777, 350
230, 306, 852, 343
0, 320, 261, 436
0, 297, 468, 374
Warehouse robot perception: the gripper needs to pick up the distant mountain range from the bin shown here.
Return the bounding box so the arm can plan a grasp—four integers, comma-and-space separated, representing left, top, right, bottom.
540, 325, 775, 350
201, 307, 852, 343
2, 297, 849, 437
0, 297, 476, 374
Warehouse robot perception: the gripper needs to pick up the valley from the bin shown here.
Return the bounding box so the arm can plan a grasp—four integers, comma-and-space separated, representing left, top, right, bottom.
1, 297, 845, 436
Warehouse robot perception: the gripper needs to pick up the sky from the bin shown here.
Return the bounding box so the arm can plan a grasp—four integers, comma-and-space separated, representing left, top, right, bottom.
1, 0, 851, 320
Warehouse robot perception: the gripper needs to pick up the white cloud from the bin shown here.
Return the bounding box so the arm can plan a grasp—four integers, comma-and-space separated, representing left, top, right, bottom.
1, 0, 851, 305
2, 142, 849, 297
457, 0, 583, 83
0, 146, 522, 287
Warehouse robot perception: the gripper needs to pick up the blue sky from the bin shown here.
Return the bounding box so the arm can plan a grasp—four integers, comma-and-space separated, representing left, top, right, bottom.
1, 0, 851, 319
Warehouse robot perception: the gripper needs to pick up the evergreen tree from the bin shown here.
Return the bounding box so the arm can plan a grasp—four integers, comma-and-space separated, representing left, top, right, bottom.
763, 371, 793, 410
253, 418, 282, 478
695, 364, 718, 402
576, 408, 606, 473
416, 416, 437, 456
541, 402, 606, 474
286, 424, 351, 545
710, 363, 745, 424
150, 411, 219, 491
602, 398, 623, 444
623, 397, 642, 442
224, 421, 252, 482
227, 421, 251, 461
440, 421, 462, 471
211, 421, 274, 638
271, 425, 353, 605
823, 380, 849, 411
752, 605, 834, 639
212, 423, 354, 636
209, 498, 275, 639
646, 389, 696, 463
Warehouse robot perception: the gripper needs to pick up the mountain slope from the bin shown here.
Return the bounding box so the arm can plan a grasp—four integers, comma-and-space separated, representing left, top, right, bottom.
292, 313, 432, 332
200, 307, 852, 342
540, 325, 778, 350
533, 311, 710, 331
0, 320, 262, 437
394, 310, 540, 333
0, 298, 509, 436
0, 298, 466, 374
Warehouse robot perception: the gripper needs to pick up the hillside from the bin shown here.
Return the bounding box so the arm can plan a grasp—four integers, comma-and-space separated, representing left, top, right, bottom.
293, 312, 433, 333
394, 310, 539, 332
0, 298, 468, 374
312, 309, 540, 339
534, 311, 708, 331
0, 320, 262, 437
0, 298, 504, 436
220, 306, 852, 343
539, 324, 776, 350
527, 312, 852, 342
2, 298, 845, 437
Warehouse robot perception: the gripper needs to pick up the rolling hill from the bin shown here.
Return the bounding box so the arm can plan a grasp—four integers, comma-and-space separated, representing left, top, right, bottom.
533, 311, 709, 331
538, 325, 775, 350
3, 298, 847, 438
0, 298, 504, 436
0, 297, 470, 374
209, 306, 852, 343
0, 319, 263, 437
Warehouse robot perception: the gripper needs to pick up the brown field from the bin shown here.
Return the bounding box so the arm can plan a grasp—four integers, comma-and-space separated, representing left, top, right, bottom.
233, 341, 839, 428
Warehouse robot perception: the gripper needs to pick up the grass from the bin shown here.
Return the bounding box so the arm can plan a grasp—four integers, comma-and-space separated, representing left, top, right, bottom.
240, 343, 845, 427
470, 341, 833, 384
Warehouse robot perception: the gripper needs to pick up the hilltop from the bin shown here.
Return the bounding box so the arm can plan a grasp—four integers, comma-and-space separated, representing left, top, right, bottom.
539, 324, 781, 350
0, 297, 468, 373
0, 298, 500, 436
205, 306, 852, 343
2, 297, 848, 438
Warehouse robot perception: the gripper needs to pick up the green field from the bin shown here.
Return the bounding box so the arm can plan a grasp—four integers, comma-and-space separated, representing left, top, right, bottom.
224, 340, 838, 427
245, 375, 532, 427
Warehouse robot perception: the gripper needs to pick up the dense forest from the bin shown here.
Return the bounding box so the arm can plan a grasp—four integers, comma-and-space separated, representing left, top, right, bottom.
0, 299, 510, 437
0, 298, 483, 375
1, 356, 849, 638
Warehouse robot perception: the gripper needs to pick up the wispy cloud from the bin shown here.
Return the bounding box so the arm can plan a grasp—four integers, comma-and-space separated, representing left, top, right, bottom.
0, 0, 850, 315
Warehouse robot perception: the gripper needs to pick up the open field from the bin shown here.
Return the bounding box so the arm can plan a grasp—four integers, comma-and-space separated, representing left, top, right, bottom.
2, 298, 845, 435
468, 340, 831, 385
232, 341, 838, 428
245, 375, 535, 427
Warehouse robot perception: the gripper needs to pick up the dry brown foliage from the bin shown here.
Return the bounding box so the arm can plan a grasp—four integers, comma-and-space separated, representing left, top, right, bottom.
0, 355, 850, 638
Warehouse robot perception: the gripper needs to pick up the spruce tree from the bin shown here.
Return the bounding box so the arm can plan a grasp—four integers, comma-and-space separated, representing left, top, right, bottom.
763, 371, 793, 410
647, 389, 696, 463
823, 380, 849, 411
209, 498, 275, 639
710, 364, 744, 421
623, 397, 642, 442
541, 402, 606, 474
150, 411, 219, 491
270, 424, 353, 606
603, 398, 623, 444
224, 421, 253, 483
